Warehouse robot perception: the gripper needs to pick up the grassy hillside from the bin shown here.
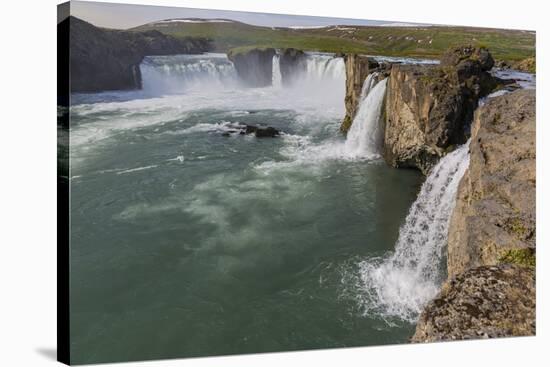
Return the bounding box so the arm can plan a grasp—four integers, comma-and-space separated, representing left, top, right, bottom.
133, 20, 535, 62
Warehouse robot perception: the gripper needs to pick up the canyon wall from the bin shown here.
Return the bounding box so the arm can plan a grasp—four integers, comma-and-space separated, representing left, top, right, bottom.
383, 46, 497, 174
447, 89, 536, 276
64, 16, 211, 93
413, 89, 536, 341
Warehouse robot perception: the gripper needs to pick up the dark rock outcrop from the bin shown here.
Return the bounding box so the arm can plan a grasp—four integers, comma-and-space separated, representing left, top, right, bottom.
64, 16, 211, 92
340, 54, 380, 132
221, 123, 280, 138
227, 48, 276, 87
279, 48, 307, 86
447, 89, 535, 277
383, 46, 498, 174
412, 265, 535, 342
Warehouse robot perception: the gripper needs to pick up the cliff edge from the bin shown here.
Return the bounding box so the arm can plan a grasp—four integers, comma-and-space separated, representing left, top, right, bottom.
63, 16, 211, 92
413, 89, 536, 342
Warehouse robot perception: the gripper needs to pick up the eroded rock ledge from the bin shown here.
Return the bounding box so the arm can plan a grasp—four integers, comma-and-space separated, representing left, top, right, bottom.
384, 46, 497, 174
412, 265, 535, 342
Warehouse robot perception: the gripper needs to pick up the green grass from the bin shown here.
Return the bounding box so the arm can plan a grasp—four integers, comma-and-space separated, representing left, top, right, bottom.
133, 21, 535, 63
498, 248, 536, 267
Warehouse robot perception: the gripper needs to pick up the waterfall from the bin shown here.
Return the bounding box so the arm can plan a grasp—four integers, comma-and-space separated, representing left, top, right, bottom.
359, 72, 379, 101
140, 53, 237, 94
343, 78, 387, 159
356, 141, 471, 323
272, 55, 282, 88
273, 54, 345, 112
301, 55, 346, 84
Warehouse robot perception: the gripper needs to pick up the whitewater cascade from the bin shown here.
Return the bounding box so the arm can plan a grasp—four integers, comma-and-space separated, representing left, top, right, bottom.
357, 141, 471, 323
272, 55, 282, 88
343, 78, 387, 158
359, 72, 379, 101
301, 55, 346, 85
140, 53, 238, 94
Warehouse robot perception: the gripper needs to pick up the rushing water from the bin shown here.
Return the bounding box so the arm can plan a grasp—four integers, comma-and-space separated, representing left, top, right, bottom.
344, 77, 387, 158
350, 142, 470, 323
68, 53, 426, 364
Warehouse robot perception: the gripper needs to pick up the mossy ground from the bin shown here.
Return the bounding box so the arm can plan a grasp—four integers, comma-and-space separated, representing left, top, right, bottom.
133, 22, 535, 64
498, 248, 536, 267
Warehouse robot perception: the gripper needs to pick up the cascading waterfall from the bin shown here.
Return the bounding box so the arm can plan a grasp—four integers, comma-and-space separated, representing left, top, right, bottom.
140, 53, 238, 94
359, 72, 379, 101
356, 141, 471, 323
343, 78, 387, 159
272, 55, 282, 88
301, 55, 346, 84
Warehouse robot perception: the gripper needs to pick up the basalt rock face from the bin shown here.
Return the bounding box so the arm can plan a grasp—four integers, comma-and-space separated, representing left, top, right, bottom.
447, 89, 536, 277
279, 48, 307, 86
412, 265, 535, 342
340, 54, 381, 132
383, 46, 498, 175
227, 48, 276, 87
65, 16, 211, 92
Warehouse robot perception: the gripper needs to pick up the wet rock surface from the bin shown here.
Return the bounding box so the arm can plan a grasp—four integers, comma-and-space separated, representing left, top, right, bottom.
412, 265, 535, 342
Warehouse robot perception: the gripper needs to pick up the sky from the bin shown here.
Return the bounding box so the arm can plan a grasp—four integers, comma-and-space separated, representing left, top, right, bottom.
68, 0, 422, 29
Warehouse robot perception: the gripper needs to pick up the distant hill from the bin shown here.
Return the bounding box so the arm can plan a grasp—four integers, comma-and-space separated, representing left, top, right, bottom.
64, 16, 211, 92
133, 18, 535, 62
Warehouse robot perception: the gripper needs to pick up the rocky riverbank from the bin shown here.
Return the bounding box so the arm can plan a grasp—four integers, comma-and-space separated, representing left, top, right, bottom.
62, 16, 211, 92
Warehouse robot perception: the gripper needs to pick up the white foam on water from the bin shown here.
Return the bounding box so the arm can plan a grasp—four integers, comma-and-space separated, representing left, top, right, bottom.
352, 141, 470, 323
116, 164, 159, 175
165, 121, 243, 136
167, 155, 185, 163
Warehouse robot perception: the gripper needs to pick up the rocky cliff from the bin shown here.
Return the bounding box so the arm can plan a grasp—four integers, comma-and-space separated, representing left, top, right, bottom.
383, 46, 497, 174
412, 265, 535, 341
447, 89, 535, 277
63, 16, 211, 92
340, 54, 383, 132
413, 89, 536, 342
227, 47, 276, 87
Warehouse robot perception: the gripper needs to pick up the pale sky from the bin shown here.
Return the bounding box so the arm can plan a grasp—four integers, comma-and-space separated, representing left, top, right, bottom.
68, 0, 416, 29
